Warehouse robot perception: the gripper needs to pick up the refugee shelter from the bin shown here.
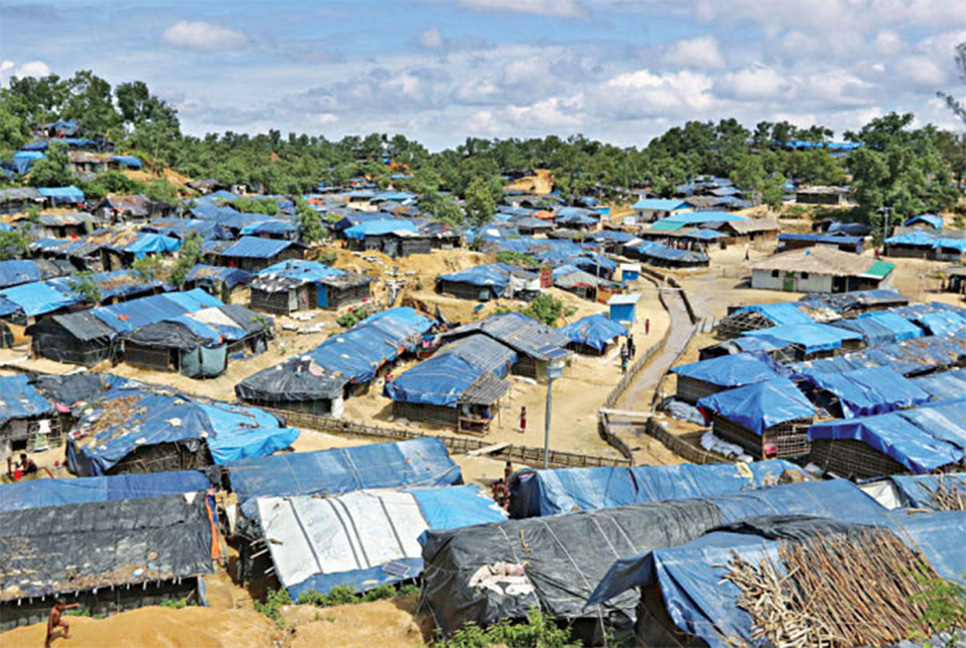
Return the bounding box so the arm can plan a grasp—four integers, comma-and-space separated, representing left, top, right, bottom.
67, 387, 299, 476
95, 193, 171, 223
751, 247, 895, 293
715, 301, 839, 339
235, 307, 435, 414
789, 330, 966, 378
777, 233, 864, 254
741, 322, 864, 360
630, 198, 693, 223
586, 510, 962, 648
384, 351, 511, 434
0, 259, 72, 289
508, 459, 804, 518
343, 220, 431, 257
185, 264, 253, 303
913, 367, 966, 400
0, 470, 212, 514
671, 353, 787, 403
250, 259, 372, 313
808, 397, 966, 478
698, 377, 816, 459
212, 236, 306, 273
801, 289, 909, 316
796, 185, 851, 205
859, 472, 966, 509
437, 263, 540, 301
830, 311, 925, 346
0, 374, 57, 463
795, 366, 931, 418
121, 303, 273, 378
256, 486, 505, 598
421, 480, 883, 644
28, 289, 222, 366
0, 493, 220, 631
441, 312, 570, 382
0, 187, 43, 215
557, 313, 627, 355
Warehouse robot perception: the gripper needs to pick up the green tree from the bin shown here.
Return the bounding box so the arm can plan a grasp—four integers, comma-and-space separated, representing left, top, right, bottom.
169, 233, 204, 288
294, 198, 327, 243
522, 294, 563, 327
27, 141, 73, 187
95, 170, 144, 194
0, 230, 31, 260
464, 177, 496, 228
131, 254, 164, 282
68, 271, 103, 304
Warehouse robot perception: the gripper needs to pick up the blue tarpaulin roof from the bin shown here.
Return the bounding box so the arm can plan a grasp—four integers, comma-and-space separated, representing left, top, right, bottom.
659, 211, 749, 225
587, 509, 964, 646
631, 198, 690, 211
186, 264, 253, 289
437, 334, 517, 378
307, 307, 435, 384
240, 219, 298, 236
797, 366, 931, 418
0, 471, 211, 514
0, 280, 76, 317
778, 233, 863, 246
109, 155, 143, 168
0, 374, 56, 425
220, 236, 300, 259
672, 352, 785, 388
67, 387, 300, 476
883, 473, 966, 508
903, 214, 943, 229
832, 311, 924, 346
90, 288, 221, 334
729, 302, 818, 326
743, 323, 862, 353
384, 353, 485, 407
698, 378, 815, 434
0, 260, 46, 288
790, 330, 966, 377
439, 263, 535, 296
885, 230, 940, 247
227, 437, 461, 510
144, 218, 233, 240
808, 398, 966, 473
258, 259, 344, 283
38, 186, 84, 203
913, 367, 966, 400
344, 219, 418, 239
557, 314, 628, 353
510, 460, 805, 518
913, 310, 966, 336
123, 232, 181, 257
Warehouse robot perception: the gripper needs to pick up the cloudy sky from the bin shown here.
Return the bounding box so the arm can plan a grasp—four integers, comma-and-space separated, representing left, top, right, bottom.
2, 0, 964, 149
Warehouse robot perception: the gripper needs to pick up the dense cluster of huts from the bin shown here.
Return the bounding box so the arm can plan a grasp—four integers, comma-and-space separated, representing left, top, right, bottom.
2, 123, 966, 645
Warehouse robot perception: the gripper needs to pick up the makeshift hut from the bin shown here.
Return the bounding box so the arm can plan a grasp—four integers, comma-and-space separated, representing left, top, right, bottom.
859, 472, 966, 509
671, 353, 786, 403
437, 263, 540, 302
777, 232, 864, 254
800, 288, 909, 315
557, 313, 627, 355
795, 366, 931, 419
587, 511, 962, 648
250, 259, 372, 314
808, 398, 966, 478
95, 193, 170, 223
212, 236, 306, 273
422, 480, 884, 644
508, 459, 805, 518
715, 301, 840, 339
255, 486, 506, 598
185, 264, 253, 303
0, 374, 57, 464
66, 387, 299, 476
235, 307, 435, 413
0, 494, 220, 631
0, 259, 72, 289
741, 322, 864, 361
121, 304, 273, 378
698, 378, 816, 459
830, 311, 925, 346
752, 247, 895, 293
441, 312, 570, 382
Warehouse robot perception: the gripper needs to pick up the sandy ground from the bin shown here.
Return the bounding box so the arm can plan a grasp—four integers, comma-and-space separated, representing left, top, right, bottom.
504, 168, 553, 195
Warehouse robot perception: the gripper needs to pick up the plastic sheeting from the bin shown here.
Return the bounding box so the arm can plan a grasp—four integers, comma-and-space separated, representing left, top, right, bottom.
0, 374, 56, 425
219, 236, 300, 259
186, 264, 253, 289
807, 398, 966, 473
729, 302, 821, 326
343, 219, 418, 239
257, 486, 505, 597
587, 510, 965, 648
438, 263, 537, 297
797, 366, 931, 418
698, 378, 814, 434
0, 494, 216, 601
385, 353, 485, 407
226, 437, 461, 509
913, 367, 966, 400
743, 323, 863, 353
790, 330, 966, 377
423, 480, 882, 642
509, 460, 805, 518
832, 311, 925, 346
436, 334, 517, 378
0, 471, 211, 514
557, 314, 628, 353
92, 289, 222, 334
876, 473, 966, 508
67, 387, 300, 475
671, 352, 784, 388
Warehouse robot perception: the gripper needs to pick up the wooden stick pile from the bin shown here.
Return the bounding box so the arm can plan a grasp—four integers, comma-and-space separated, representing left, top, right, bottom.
922, 475, 966, 511
722, 527, 944, 647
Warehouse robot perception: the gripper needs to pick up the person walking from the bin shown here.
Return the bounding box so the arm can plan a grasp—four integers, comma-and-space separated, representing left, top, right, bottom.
645, 318, 650, 335
519, 406, 527, 434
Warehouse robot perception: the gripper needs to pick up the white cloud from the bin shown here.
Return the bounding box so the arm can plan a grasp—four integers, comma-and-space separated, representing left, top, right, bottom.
161, 20, 250, 51
604, 69, 714, 116
664, 35, 725, 69
457, 0, 588, 18
419, 27, 444, 49
893, 55, 948, 87
718, 65, 786, 100
0, 59, 50, 81
506, 96, 583, 128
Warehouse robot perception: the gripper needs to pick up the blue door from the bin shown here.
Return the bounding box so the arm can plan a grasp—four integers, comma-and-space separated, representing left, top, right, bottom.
317, 284, 328, 308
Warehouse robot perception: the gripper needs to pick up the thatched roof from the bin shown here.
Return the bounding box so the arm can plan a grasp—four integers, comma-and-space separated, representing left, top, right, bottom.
753, 247, 885, 277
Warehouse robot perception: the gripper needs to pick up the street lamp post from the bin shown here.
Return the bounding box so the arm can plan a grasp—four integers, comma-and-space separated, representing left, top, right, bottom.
543, 355, 566, 469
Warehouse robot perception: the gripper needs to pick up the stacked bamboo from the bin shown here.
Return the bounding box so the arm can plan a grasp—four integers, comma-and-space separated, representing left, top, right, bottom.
722, 527, 945, 647
923, 475, 966, 511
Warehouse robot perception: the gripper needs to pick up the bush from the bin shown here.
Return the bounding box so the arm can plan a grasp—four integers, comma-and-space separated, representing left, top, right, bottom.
296, 583, 421, 607
68, 271, 103, 304
495, 250, 539, 268
441, 606, 578, 648
522, 294, 563, 327
255, 588, 291, 628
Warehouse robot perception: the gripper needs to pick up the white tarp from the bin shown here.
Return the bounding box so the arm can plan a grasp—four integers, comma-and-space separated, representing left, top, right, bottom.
255, 490, 429, 589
